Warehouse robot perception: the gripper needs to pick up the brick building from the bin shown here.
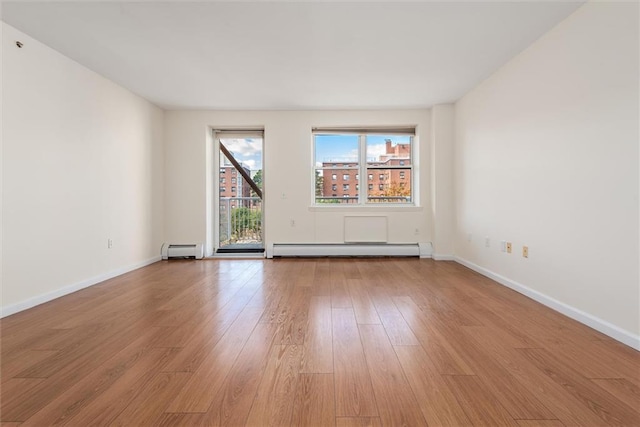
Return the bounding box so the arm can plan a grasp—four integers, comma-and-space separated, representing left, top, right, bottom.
220, 163, 252, 208
321, 139, 411, 202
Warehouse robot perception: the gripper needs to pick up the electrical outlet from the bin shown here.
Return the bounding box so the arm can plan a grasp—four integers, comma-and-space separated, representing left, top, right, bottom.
108, 239, 113, 249
485, 237, 490, 247
290, 219, 295, 227
414, 228, 420, 236
523, 246, 529, 258
506, 242, 512, 253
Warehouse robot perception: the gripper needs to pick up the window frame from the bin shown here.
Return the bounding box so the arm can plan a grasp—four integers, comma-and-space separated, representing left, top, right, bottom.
313, 129, 415, 206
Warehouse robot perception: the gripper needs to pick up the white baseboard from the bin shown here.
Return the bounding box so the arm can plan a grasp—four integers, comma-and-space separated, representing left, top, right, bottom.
1, 255, 162, 318
433, 253, 455, 261
455, 256, 640, 351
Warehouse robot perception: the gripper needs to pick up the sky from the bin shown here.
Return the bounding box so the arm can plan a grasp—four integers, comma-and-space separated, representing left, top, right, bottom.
220, 135, 411, 172
315, 134, 411, 167
220, 138, 262, 174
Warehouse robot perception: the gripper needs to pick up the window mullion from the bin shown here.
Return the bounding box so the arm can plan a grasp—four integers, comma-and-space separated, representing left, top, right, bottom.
359, 134, 367, 204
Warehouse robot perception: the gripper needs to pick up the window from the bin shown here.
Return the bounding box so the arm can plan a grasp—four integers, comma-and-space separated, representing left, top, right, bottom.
332, 184, 337, 191
231, 177, 237, 184
314, 130, 414, 204
231, 187, 236, 193
220, 177, 226, 184
220, 187, 226, 192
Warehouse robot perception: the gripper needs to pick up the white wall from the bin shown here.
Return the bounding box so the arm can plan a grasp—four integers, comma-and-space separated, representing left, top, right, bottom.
2, 23, 165, 315
164, 110, 435, 253
431, 104, 455, 259
454, 2, 639, 346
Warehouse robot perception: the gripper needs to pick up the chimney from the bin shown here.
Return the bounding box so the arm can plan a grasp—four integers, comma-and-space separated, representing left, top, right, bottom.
385, 139, 393, 154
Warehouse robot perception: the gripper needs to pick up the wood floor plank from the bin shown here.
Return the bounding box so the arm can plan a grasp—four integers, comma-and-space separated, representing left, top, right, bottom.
572, 340, 640, 385
463, 321, 634, 426
367, 287, 419, 346
516, 420, 565, 427
159, 286, 258, 370
111, 372, 191, 426
291, 373, 336, 427
393, 296, 474, 375
444, 375, 520, 426
2, 258, 638, 426
1, 350, 58, 383
336, 417, 382, 427
1, 326, 169, 422
591, 378, 640, 412
245, 344, 302, 427
358, 324, 427, 426
0, 379, 45, 423
274, 285, 312, 345
156, 413, 208, 427
330, 263, 353, 309
332, 308, 378, 417
166, 306, 264, 413
310, 260, 333, 297
155, 282, 257, 349
57, 348, 181, 426
299, 296, 333, 374
518, 348, 640, 425
18, 340, 175, 426
394, 345, 472, 426
347, 279, 381, 325
449, 326, 556, 420
206, 322, 278, 426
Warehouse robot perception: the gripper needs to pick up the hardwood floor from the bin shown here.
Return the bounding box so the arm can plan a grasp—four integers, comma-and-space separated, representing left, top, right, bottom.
1, 258, 639, 426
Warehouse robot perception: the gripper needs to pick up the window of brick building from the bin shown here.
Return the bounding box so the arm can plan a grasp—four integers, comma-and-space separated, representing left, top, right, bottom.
314, 129, 413, 205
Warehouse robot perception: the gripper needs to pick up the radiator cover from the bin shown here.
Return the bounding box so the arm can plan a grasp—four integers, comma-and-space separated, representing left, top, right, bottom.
161, 243, 204, 260
271, 243, 420, 258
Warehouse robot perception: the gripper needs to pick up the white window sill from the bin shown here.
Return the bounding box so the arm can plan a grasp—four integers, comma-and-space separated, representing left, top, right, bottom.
309, 205, 422, 213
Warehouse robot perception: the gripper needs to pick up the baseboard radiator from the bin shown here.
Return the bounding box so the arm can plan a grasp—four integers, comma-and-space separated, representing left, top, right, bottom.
270, 217, 430, 258
271, 243, 420, 257
161, 243, 204, 260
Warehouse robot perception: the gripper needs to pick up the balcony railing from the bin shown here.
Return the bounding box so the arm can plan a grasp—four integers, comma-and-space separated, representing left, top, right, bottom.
315, 196, 411, 204
219, 197, 262, 247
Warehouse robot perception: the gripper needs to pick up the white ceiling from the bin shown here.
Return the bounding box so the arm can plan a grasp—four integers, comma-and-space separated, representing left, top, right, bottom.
2, 1, 584, 110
